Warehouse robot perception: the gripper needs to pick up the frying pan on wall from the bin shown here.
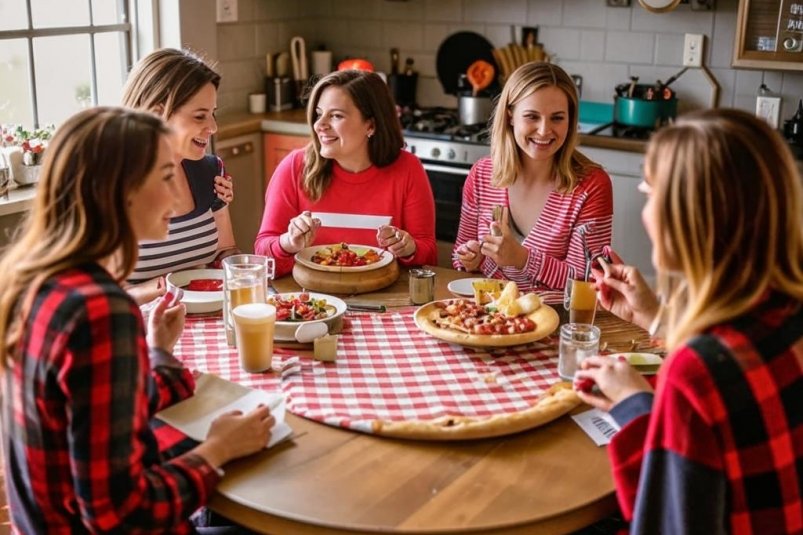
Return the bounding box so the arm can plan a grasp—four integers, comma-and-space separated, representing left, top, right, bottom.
436, 31, 499, 96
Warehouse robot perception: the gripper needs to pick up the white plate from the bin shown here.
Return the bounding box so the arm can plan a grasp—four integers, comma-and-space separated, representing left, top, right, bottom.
447, 277, 501, 297
268, 292, 348, 342
165, 269, 223, 314
609, 352, 664, 375
294, 244, 394, 273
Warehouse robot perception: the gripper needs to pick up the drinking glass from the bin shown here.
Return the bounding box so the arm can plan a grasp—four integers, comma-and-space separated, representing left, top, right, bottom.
232, 303, 276, 373
223, 254, 274, 346
558, 323, 601, 380
564, 278, 598, 324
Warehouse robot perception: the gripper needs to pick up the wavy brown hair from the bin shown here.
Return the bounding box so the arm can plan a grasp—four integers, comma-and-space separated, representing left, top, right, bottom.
489, 62, 600, 191
0, 107, 168, 368
121, 48, 220, 118
302, 70, 404, 201
646, 108, 803, 348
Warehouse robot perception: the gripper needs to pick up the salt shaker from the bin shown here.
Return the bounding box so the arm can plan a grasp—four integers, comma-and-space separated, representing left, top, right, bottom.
409, 268, 435, 304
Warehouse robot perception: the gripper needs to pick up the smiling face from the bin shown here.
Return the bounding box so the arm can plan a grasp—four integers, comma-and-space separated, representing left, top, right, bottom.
313, 86, 375, 172
165, 82, 218, 161
128, 135, 178, 242
508, 85, 569, 163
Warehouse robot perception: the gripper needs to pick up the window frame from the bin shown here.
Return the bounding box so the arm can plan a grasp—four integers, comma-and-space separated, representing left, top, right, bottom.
0, 0, 135, 127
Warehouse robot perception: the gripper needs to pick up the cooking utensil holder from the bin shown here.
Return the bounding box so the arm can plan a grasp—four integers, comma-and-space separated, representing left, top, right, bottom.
265, 77, 294, 111
388, 73, 418, 107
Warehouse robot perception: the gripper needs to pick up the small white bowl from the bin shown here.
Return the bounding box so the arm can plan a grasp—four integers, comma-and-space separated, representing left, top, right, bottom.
165, 269, 224, 314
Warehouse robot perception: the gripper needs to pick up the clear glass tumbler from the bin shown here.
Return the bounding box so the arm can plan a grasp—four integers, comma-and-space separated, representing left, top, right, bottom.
223, 254, 274, 346
564, 278, 598, 324
558, 323, 601, 380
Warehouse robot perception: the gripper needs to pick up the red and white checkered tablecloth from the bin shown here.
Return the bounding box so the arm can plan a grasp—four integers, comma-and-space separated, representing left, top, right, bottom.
174, 308, 562, 434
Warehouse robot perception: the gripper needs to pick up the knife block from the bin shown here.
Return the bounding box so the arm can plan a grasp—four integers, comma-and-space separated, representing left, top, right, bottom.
266, 77, 294, 111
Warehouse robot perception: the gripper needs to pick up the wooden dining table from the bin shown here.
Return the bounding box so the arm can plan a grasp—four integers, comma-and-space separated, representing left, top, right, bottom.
193, 266, 652, 535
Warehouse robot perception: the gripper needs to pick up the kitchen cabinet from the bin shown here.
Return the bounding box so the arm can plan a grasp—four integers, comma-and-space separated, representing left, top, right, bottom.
733, 0, 803, 71
263, 133, 308, 185
581, 146, 655, 286
216, 133, 264, 253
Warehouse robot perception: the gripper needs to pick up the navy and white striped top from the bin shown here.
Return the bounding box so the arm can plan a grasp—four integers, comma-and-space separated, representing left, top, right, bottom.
128, 155, 226, 284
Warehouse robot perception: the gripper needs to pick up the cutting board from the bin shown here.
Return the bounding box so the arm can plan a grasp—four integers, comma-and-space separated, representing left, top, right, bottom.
292, 261, 400, 295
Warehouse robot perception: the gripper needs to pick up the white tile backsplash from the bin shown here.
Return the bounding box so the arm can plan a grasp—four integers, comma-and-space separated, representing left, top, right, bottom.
211, 0, 803, 117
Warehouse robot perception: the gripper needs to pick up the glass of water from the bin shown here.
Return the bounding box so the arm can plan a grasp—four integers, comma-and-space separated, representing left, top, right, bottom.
558, 323, 601, 380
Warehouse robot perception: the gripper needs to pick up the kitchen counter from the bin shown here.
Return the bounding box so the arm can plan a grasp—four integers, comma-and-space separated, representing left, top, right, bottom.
217, 110, 648, 153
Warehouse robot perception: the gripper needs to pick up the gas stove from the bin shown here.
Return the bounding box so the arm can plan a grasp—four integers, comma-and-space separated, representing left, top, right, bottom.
401, 107, 490, 166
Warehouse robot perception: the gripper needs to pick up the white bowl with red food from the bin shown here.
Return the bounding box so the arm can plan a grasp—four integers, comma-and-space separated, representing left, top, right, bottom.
165, 269, 224, 314
267, 291, 348, 342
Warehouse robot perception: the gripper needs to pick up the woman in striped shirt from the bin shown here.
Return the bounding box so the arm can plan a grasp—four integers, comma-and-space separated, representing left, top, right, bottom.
122, 48, 239, 303
453, 62, 612, 303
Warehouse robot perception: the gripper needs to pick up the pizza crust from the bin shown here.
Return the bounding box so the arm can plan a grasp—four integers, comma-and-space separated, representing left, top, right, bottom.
371, 383, 581, 440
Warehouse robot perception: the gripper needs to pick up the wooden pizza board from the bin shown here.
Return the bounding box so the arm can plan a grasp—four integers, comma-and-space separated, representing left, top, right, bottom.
292, 260, 400, 295
414, 300, 560, 348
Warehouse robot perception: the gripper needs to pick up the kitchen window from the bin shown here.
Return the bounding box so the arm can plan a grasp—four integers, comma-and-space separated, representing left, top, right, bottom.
0, 0, 135, 127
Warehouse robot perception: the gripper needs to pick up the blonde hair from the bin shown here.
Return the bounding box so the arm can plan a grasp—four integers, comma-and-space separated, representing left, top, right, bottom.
489, 62, 600, 191
646, 108, 803, 348
121, 48, 220, 119
0, 107, 169, 368
302, 70, 404, 201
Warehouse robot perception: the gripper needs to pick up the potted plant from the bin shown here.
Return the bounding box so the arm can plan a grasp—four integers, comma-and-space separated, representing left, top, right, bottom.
0, 123, 55, 186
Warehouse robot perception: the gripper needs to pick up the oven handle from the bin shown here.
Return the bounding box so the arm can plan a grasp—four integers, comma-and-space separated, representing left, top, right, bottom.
421, 163, 471, 176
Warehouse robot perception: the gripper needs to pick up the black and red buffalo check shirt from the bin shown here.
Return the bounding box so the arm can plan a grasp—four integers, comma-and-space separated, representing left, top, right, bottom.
608, 291, 803, 534
2, 264, 220, 533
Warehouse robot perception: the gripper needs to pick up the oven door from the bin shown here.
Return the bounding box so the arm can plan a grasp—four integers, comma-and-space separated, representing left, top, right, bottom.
419, 160, 471, 243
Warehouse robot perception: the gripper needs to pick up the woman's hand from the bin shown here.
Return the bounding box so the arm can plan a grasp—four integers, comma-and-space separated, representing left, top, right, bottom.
146, 293, 186, 354
573, 355, 653, 412
127, 277, 166, 306
591, 247, 659, 331
377, 225, 416, 258
456, 240, 483, 271
195, 405, 274, 467
214, 174, 234, 204
480, 208, 528, 269
280, 211, 320, 254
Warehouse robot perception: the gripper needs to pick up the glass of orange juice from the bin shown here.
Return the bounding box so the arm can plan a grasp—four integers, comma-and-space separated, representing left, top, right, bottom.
223, 254, 274, 346
564, 278, 597, 324
232, 303, 276, 372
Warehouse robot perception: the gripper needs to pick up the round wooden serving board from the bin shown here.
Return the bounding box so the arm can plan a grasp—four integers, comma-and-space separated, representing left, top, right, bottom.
292, 260, 400, 295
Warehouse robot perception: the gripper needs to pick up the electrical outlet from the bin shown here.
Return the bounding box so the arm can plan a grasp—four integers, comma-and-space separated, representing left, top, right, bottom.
216, 0, 238, 23
683, 33, 704, 67
756, 95, 781, 129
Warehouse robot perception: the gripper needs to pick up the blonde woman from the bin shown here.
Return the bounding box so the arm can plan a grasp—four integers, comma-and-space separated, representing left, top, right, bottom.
122, 48, 238, 303
453, 62, 612, 303
576, 109, 803, 533
0, 107, 272, 533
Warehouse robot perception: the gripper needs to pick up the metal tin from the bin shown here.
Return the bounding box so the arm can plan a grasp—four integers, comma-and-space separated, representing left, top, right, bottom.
409, 268, 436, 305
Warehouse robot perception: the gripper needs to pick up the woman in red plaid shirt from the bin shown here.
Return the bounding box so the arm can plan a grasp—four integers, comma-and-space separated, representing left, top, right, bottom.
575, 109, 803, 534
0, 107, 273, 533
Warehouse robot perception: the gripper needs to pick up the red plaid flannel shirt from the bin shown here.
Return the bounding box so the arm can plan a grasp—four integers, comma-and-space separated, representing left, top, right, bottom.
608, 292, 803, 534
2, 264, 220, 533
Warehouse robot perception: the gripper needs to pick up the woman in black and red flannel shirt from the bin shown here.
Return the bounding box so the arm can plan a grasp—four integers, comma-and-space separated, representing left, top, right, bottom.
575, 109, 803, 534
0, 107, 273, 533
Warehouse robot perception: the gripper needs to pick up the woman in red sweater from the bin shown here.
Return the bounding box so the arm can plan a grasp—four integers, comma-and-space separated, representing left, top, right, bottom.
453, 62, 612, 303
576, 109, 803, 534
254, 70, 437, 277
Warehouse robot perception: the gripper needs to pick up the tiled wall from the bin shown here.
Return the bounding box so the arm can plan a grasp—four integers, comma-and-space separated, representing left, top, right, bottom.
214, 0, 803, 121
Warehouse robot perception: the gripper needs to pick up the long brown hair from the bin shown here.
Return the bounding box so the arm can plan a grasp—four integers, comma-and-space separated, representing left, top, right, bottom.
302, 70, 404, 201
489, 62, 599, 191
121, 48, 220, 119
0, 107, 169, 368
646, 108, 803, 348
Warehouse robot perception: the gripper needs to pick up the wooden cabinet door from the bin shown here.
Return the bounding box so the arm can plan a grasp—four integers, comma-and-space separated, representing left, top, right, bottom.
263, 133, 309, 186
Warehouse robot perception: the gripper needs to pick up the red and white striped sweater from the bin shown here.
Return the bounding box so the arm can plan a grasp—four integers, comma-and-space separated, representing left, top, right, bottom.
452, 156, 613, 304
